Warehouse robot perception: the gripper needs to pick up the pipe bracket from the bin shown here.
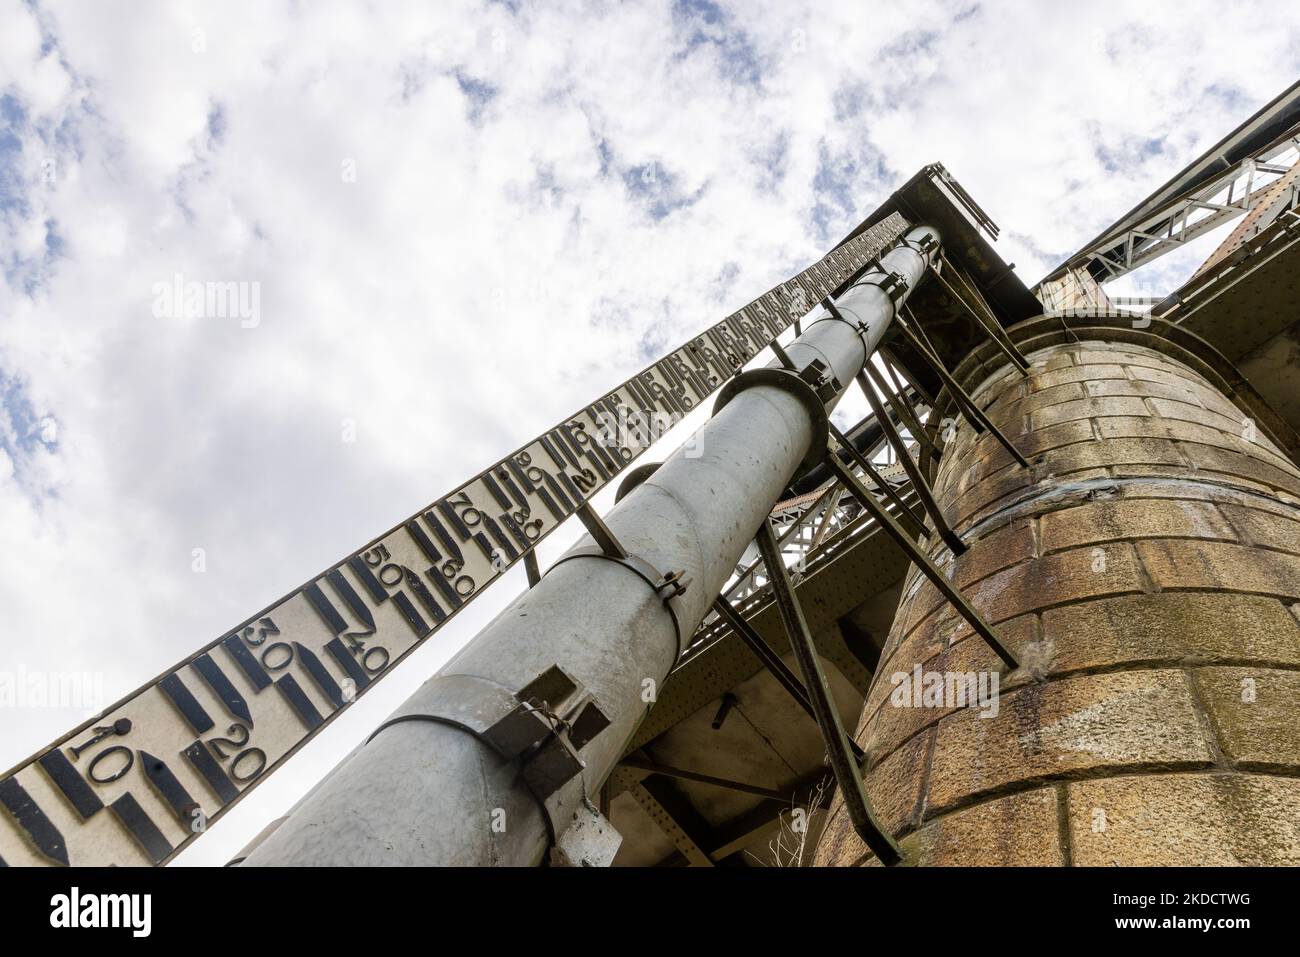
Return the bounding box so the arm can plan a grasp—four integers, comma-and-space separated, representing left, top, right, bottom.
853, 269, 910, 304
367, 667, 622, 866
898, 232, 939, 261
547, 546, 691, 659
713, 366, 830, 477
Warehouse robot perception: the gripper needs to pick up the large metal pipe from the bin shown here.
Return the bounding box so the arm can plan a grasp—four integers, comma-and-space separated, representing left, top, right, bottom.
242, 225, 939, 866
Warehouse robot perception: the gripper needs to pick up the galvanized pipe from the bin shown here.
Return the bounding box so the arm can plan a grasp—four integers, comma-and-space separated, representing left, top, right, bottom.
242, 225, 939, 867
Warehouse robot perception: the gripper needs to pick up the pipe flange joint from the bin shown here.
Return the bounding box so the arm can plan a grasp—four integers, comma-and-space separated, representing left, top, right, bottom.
713, 366, 830, 477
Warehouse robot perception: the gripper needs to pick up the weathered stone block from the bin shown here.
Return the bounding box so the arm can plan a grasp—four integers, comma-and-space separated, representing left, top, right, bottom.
1181, 441, 1300, 496
1030, 364, 1127, 390
1041, 592, 1300, 671
1038, 436, 1186, 476
1146, 397, 1250, 436
927, 669, 1212, 813
1217, 503, 1300, 556
1040, 498, 1235, 553
1031, 396, 1148, 430
1068, 773, 1300, 865
1137, 539, 1300, 601
902, 787, 1064, 866
1194, 667, 1300, 768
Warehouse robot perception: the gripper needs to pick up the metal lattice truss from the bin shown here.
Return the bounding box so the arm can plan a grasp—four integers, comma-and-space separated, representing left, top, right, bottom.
1041, 132, 1300, 308
1095, 137, 1297, 281
1038, 79, 1300, 307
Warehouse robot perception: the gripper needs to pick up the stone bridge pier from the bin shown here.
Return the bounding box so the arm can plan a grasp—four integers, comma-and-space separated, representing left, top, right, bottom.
814, 316, 1300, 866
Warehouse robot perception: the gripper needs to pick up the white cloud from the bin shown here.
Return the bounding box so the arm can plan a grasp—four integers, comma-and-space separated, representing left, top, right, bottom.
0, 0, 1296, 865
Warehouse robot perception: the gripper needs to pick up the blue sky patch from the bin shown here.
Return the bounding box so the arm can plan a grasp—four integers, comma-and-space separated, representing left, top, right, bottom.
881, 28, 941, 60
811, 146, 854, 239
455, 70, 499, 124
0, 374, 48, 453
671, 0, 763, 88
754, 130, 789, 192
636, 316, 673, 362
1205, 83, 1252, 115
0, 94, 29, 217
595, 137, 615, 177
530, 162, 563, 207
206, 104, 227, 147
810, 142, 890, 241
1093, 131, 1168, 175
623, 161, 708, 221
0, 372, 58, 505
832, 82, 877, 123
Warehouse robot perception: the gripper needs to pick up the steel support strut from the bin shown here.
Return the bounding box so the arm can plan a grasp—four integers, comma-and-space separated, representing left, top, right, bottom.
856, 365, 967, 555
753, 521, 901, 865
825, 422, 928, 538
826, 455, 1020, 670
897, 308, 987, 434
710, 597, 866, 763
932, 256, 1030, 375
879, 342, 935, 407
897, 306, 1032, 470
711, 598, 816, 720
876, 358, 940, 477
871, 359, 940, 458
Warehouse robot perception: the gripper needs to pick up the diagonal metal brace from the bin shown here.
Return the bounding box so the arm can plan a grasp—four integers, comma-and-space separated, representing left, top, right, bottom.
896, 309, 988, 435
932, 257, 1030, 376
856, 366, 968, 556
896, 309, 1032, 470
826, 423, 928, 540
942, 255, 1032, 371
875, 358, 941, 478
753, 520, 901, 865
869, 359, 941, 459
879, 343, 936, 407
710, 597, 866, 763
826, 455, 1020, 670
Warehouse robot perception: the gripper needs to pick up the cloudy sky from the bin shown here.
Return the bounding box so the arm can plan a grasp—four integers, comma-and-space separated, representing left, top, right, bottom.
1, 0, 1297, 865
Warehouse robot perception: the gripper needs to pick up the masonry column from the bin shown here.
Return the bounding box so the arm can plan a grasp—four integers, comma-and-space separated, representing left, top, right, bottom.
814, 316, 1300, 866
